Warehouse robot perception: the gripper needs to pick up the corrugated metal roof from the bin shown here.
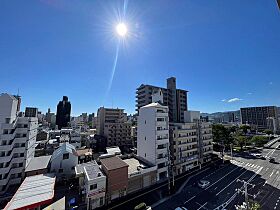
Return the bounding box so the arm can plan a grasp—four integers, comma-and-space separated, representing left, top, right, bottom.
5, 174, 55, 210
50, 142, 77, 162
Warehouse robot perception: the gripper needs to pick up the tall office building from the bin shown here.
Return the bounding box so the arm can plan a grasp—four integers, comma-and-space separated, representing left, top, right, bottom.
97, 107, 132, 147
240, 106, 278, 131
136, 77, 188, 123
0, 93, 38, 194
137, 91, 169, 180
56, 96, 71, 129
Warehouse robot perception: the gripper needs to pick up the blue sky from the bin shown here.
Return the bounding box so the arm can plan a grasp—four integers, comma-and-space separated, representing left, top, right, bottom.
1, 0, 280, 116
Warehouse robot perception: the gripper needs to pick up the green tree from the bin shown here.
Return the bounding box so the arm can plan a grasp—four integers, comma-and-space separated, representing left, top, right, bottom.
249, 202, 261, 210
250, 136, 269, 147
263, 129, 273, 135
212, 124, 233, 146
240, 124, 251, 134
234, 135, 246, 151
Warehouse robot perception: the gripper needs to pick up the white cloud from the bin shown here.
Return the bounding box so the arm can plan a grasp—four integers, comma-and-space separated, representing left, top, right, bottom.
247, 92, 252, 95
227, 98, 243, 103
221, 99, 226, 102
269, 82, 273, 85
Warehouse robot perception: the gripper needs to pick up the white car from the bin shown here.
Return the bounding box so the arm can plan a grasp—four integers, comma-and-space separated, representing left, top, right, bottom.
175, 207, 188, 210
198, 180, 210, 189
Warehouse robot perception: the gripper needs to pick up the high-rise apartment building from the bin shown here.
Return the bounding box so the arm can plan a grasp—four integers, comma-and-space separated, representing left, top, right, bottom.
97, 107, 132, 147
137, 91, 169, 180
24, 107, 38, 118
136, 77, 188, 123
240, 106, 278, 131
56, 96, 71, 129
0, 93, 38, 194
170, 111, 213, 175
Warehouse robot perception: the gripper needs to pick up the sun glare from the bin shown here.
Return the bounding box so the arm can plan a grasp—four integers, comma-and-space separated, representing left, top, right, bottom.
116, 23, 128, 37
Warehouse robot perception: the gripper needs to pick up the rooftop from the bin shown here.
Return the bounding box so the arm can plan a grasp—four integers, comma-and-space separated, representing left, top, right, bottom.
76, 148, 92, 156
100, 156, 128, 171
122, 158, 149, 175
75, 161, 105, 180
106, 146, 121, 155
25, 156, 51, 172
5, 174, 55, 210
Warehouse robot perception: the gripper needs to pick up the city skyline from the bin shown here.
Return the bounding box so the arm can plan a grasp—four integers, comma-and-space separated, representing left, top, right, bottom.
1, 1, 280, 115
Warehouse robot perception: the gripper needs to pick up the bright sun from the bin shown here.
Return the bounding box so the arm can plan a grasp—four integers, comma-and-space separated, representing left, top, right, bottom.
116, 23, 127, 37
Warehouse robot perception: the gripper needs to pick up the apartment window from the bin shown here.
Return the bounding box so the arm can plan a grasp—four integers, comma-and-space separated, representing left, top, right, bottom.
2, 140, 7, 146
22, 134, 27, 137
0, 163, 3, 168
5, 118, 10, 124
63, 153, 69, 159
19, 163, 23, 167
90, 184, 97, 190
157, 118, 164, 122
20, 153, 24, 157
145, 153, 146, 157
100, 197, 104, 206
24, 124, 28, 128
3, 130, 8, 134
59, 169, 63, 173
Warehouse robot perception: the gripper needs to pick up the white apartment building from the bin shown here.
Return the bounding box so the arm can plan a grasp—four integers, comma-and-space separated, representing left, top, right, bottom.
137, 89, 170, 181
0, 93, 38, 193
75, 161, 106, 210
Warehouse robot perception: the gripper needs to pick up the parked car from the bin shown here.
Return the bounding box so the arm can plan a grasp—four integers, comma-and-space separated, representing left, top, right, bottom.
175, 207, 188, 210
198, 180, 210, 189
269, 157, 276, 163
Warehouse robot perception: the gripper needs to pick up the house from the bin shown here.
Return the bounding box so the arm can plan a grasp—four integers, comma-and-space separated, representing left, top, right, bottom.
75, 161, 106, 209
50, 143, 78, 179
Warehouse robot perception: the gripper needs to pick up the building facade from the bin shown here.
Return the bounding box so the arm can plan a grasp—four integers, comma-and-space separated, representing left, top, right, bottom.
0, 93, 38, 194
76, 161, 106, 210
50, 142, 78, 179
100, 156, 128, 203
240, 106, 279, 131
170, 111, 213, 175
56, 96, 71, 129
136, 77, 188, 123
97, 107, 132, 147
24, 107, 38, 118
137, 97, 170, 181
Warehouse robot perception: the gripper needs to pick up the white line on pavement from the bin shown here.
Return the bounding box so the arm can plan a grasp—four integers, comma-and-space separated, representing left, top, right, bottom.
270, 170, 275, 177
197, 202, 207, 210
216, 169, 248, 196
184, 196, 196, 204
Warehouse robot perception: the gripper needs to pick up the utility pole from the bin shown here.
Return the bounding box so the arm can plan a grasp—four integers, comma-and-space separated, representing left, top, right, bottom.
236, 179, 256, 210
230, 143, 233, 160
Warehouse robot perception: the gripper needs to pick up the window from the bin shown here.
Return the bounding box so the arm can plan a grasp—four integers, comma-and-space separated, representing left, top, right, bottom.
5, 118, 10, 124
90, 184, 97, 190
19, 163, 23, 167
22, 134, 27, 137
59, 169, 63, 173
63, 153, 69, 160
24, 124, 28, 128
100, 197, 104, 206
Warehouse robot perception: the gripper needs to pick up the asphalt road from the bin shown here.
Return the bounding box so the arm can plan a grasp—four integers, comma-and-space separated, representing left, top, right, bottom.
154, 142, 280, 210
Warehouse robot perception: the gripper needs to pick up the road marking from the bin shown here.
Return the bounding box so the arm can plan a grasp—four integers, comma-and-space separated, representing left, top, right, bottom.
270, 170, 275, 177
216, 169, 248, 196
197, 202, 207, 210
263, 181, 267, 186
205, 167, 240, 191
277, 171, 279, 175
184, 196, 196, 204
266, 168, 269, 171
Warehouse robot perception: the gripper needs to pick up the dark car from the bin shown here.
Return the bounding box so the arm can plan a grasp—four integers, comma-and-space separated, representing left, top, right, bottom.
269, 157, 276, 163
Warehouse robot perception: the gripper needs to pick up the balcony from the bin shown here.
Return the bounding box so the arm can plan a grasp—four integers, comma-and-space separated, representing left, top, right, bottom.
156, 129, 169, 136
157, 138, 169, 145
157, 147, 168, 155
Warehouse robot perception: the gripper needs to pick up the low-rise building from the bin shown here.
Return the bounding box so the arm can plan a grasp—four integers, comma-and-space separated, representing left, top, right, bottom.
76, 148, 93, 164
100, 156, 128, 203
25, 155, 51, 177
50, 143, 78, 179
5, 174, 55, 210
75, 161, 106, 209
121, 155, 157, 194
